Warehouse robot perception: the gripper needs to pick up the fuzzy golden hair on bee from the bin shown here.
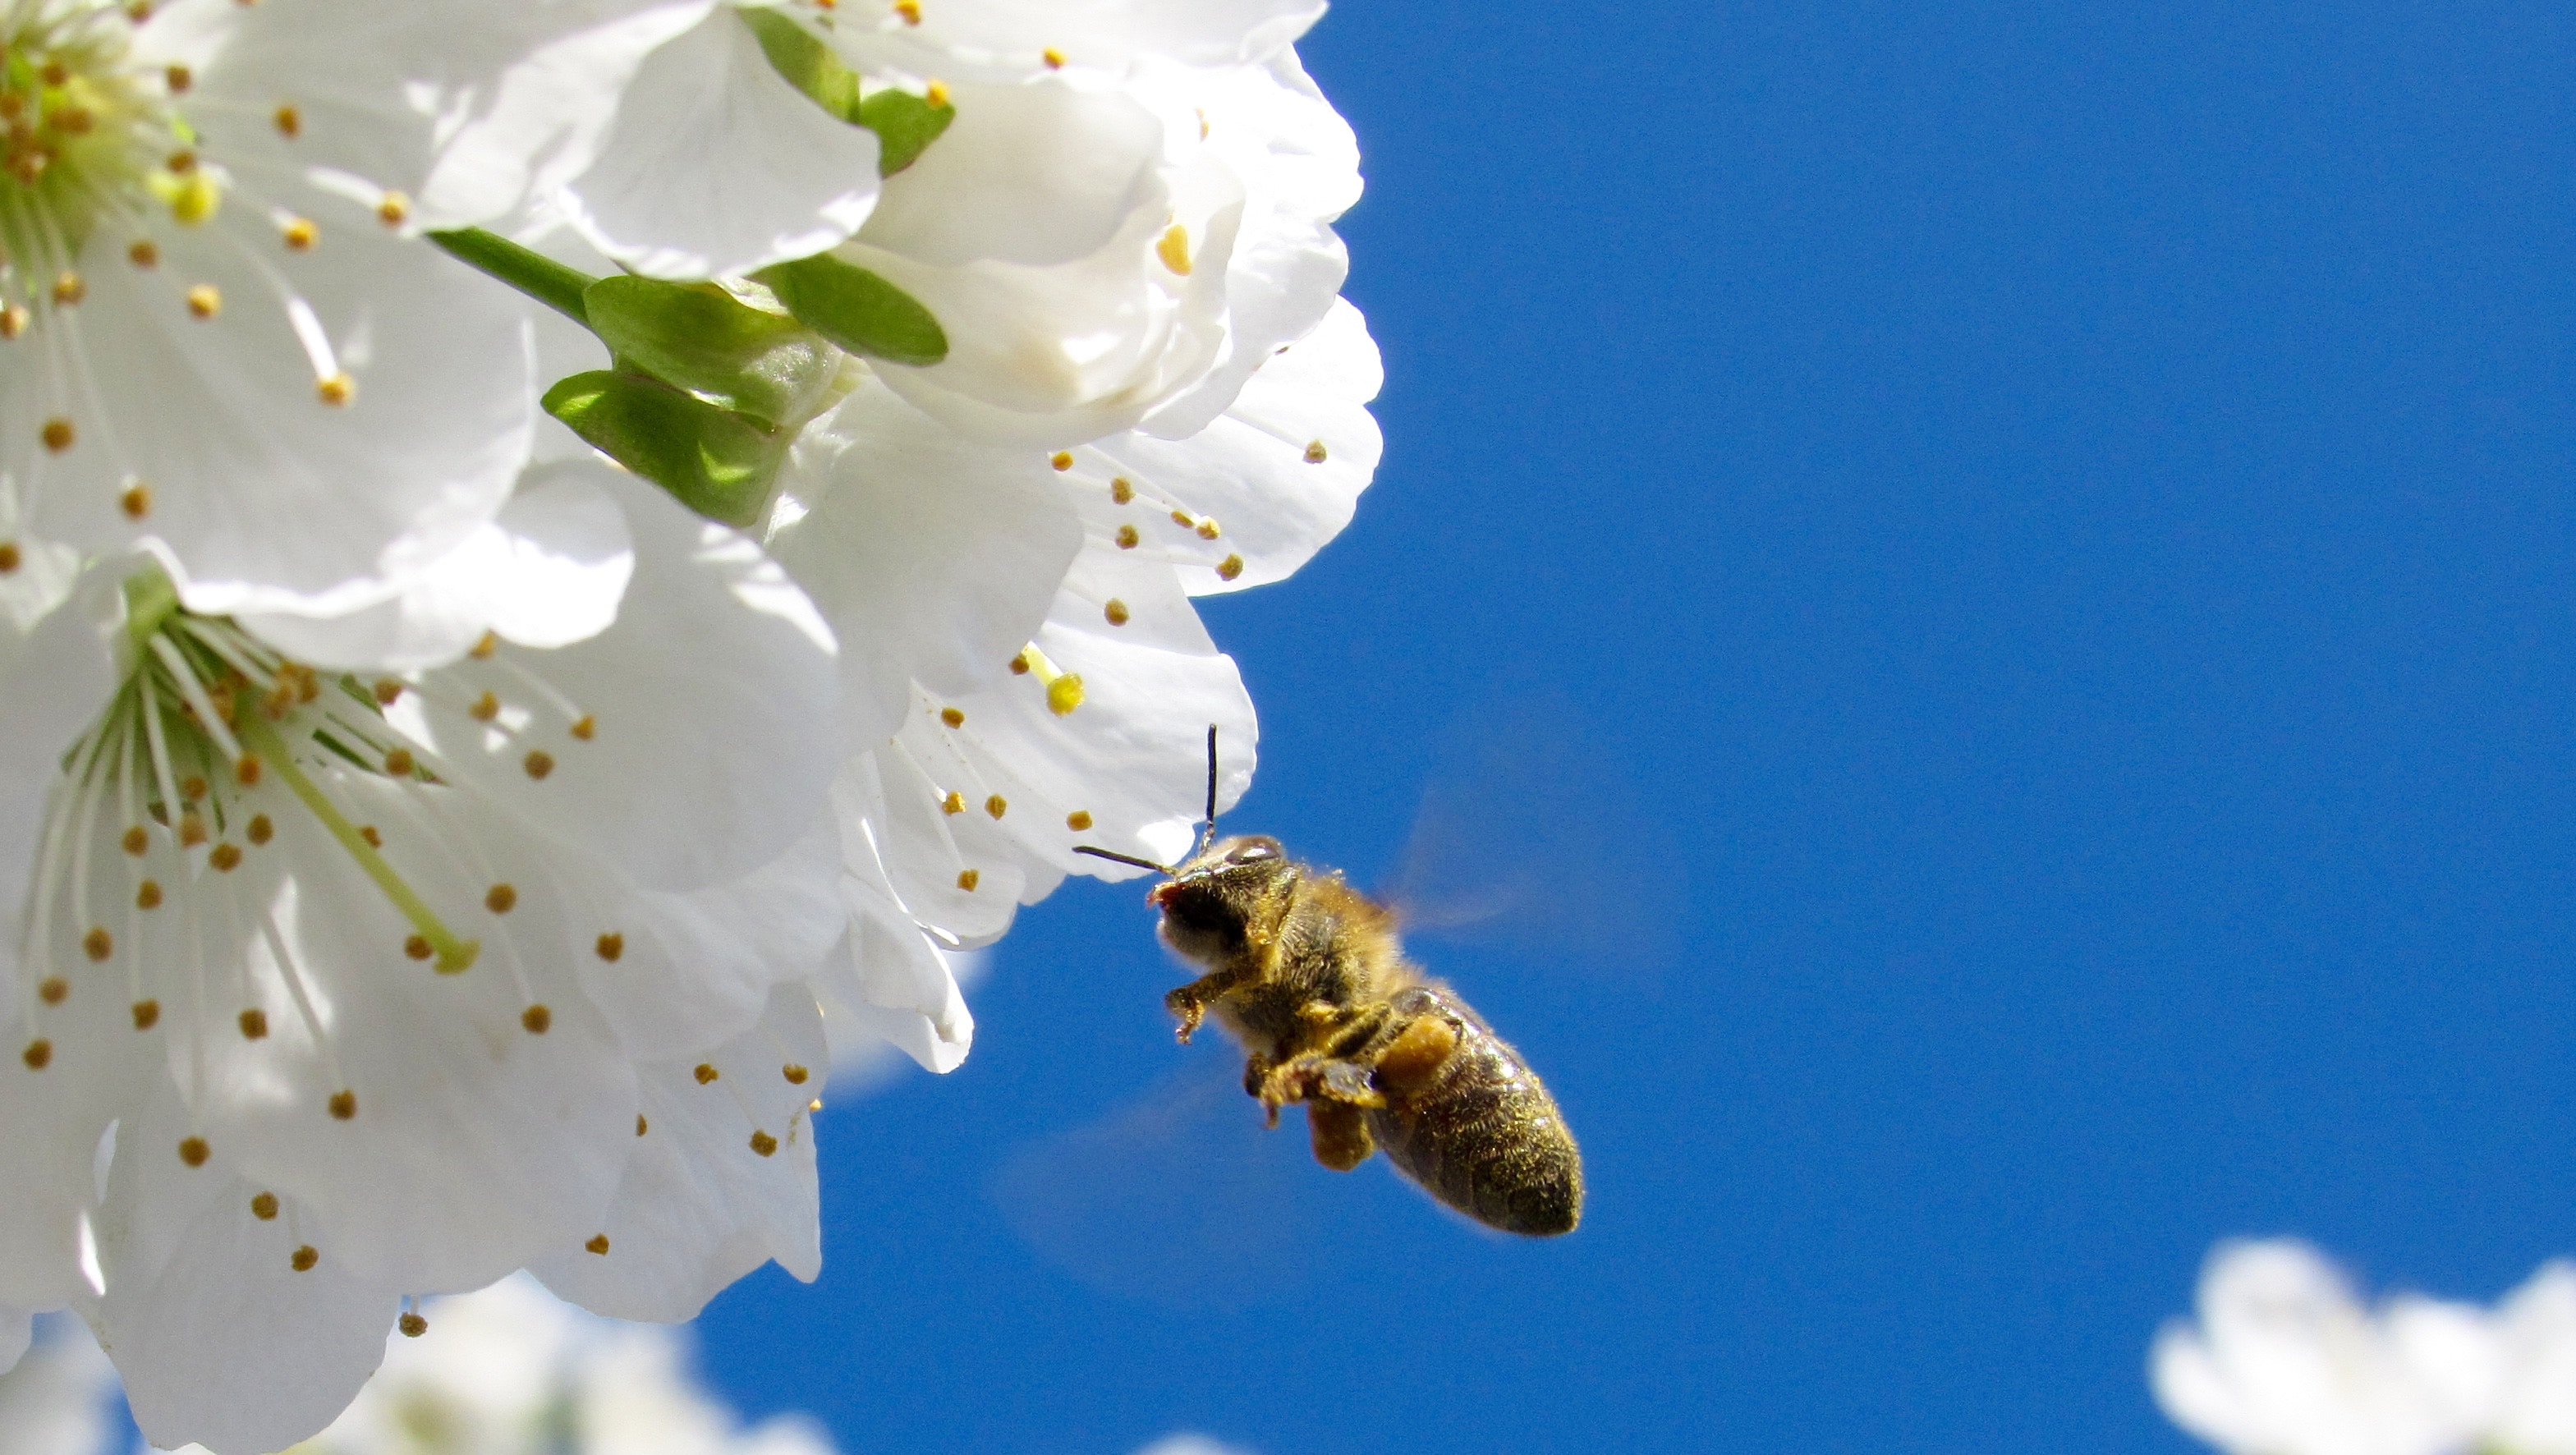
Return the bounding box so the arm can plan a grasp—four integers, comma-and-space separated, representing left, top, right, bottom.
1075, 727, 1584, 1237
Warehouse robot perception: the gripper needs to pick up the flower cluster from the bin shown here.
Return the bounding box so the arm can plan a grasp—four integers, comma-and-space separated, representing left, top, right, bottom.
0, 2, 1375, 1450
2153, 1240, 2576, 1455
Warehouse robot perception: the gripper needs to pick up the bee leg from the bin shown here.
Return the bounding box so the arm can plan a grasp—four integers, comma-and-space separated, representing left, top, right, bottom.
1161, 968, 1247, 1044
1307, 1100, 1375, 1172
1256, 1054, 1385, 1122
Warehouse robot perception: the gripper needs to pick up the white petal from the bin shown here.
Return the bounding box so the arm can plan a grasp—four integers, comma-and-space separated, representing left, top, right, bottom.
838, 750, 1025, 947
815, 843, 974, 1074
0, 1309, 25, 1379
1074, 296, 1379, 594
238, 461, 636, 672
0, 563, 124, 1007
11, 220, 535, 618
561, 10, 884, 278
186, 775, 638, 1292
397, 468, 840, 892
139, 0, 720, 235
856, 79, 1163, 269
772, 379, 1079, 746
94, 1087, 395, 1455
532, 985, 826, 1321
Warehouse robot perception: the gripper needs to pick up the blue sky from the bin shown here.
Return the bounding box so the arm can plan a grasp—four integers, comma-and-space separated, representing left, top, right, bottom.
687, 2, 2576, 1451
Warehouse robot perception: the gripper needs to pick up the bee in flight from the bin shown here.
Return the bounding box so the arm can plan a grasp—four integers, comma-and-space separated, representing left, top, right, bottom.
1076, 728, 1583, 1237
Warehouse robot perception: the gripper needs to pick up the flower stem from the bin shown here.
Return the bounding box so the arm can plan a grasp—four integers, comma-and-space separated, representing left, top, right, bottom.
237, 714, 480, 973
427, 227, 597, 326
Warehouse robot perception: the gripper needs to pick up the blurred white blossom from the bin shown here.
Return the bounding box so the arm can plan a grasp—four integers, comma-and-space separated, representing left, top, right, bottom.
2154, 1240, 2576, 1455
0, 1316, 114, 1455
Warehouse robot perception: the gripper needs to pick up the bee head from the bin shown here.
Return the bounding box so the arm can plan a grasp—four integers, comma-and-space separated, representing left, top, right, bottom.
1150, 835, 1294, 960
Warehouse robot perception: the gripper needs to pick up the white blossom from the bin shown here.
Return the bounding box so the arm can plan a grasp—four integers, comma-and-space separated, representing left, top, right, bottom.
0, 463, 846, 1453
2154, 1241, 2576, 1455
1, 0, 539, 617
0, 1315, 113, 1455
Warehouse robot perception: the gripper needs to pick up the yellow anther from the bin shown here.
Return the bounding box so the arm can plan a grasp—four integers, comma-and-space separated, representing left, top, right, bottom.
117, 481, 152, 519
1104, 599, 1130, 627
468, 691, 498, 722
382, 746, 414, 776
186, 283, 220, 318
279, 217, 317, 252
893, 0, 921, 20
21, 1040, 49, 1071
237, 1007, 267, 1040
40, 417, 73, 452
82, 926, 111, 962
783, 1064, 810, 1085
585, 1234, 610, 1255
399, 1313, 427, 1338
164, 64, 191, 93
485, 884, 517, 914
328, 1089, 356, 1119
924, 79, 950, 108
376, 191, 410, 227
1116, 524, 1139, 548
131, 999, 159, 1030
235, 754, 261, 786
1156, 224, 1192, 275
290, 1246, 317, 1272
209, 842, 241, 872
941, 707, 966, 728
167, 170, 219, 226
135, 879, 162, 909
595, 932, 624, 962
985, 794, 1008, 819
1008, 652, 1031, 675
1304, 440, 1329, 464
1050, 451, 1074, 470
469, 630, 498, 659
178, 811, 206, 847
177, 1136, 209, 1167
272, 104, 300, 138
956, 868, 980, 891
636, 1114, 649, 1136
373, 678, 402, 705
1042, 46, 1066, 68
1198, 108, 1210, 140
165, 149, 195, 173
0, 305, 24, 338
570, 714, 597, 741
247, 814, 273, 846
1066, 810, 1093, 831
404, 934, 432, 961
1196, 518, 1222, 539
750, 1130, 778, 1157
695, 1063, 720, 1085
1170, 509, 1195, 528
37, 978, 65, 1006
1110, 477, 1134, 503
521, 1003, 550, 1034
523, 750, 554, 780
357, 824, 380, 847
1047, 675, 1085, 714
128, 239, 158, 268
250, 1191, 278, 1220
0, 543, 14, 572
52, 271, 83, 305
941, 791, 964, 815
316, 372, 355, 406
1217, 553, 1245, 581
181, 775, 207, 801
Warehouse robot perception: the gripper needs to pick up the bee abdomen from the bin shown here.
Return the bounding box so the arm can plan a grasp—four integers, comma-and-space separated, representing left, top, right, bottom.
1368, 989, 1582, 1237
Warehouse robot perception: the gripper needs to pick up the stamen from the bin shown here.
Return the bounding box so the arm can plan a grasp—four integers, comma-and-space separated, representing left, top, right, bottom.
520, 1004, 550, 1034
328, 1090, 356, 1119
130, 999, 157, 1029
595, 933, 623, 962
399, 1313, 427, 1338
585, 1234, 610, 1255
177, 1136, 208, 1167
695, 1063, 719, 1085
749, 1131, 778, 1156
250, 1192, 278, 1219
1066, 811, 1093, 831
289, 1246, 317, 1272
783, 1064, 810, 1085
21, 1040, 51, 1070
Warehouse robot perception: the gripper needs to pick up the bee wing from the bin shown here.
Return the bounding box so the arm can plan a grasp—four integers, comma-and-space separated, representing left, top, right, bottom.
1380, 691, 1682, 981
985, 1055, 1371, 1308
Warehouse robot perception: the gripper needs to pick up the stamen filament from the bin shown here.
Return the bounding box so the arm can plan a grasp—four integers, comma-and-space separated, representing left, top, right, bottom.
238, 714, 479, 972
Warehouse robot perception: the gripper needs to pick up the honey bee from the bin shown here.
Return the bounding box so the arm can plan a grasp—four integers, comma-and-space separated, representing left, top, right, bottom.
1076, 728, 1583, 1237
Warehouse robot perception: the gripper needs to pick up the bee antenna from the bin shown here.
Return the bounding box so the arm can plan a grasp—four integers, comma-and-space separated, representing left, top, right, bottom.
1196, 723, 1220, 858
1073, 846, 1173, 875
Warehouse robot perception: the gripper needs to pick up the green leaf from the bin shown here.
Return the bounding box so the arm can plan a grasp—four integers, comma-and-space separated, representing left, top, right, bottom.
857, 87, 956, 175
581, 276, 840, 429
542, 371, 780, 527
427, 228, 597, 325
737, 8, 862, 123
756, 255, 948, 366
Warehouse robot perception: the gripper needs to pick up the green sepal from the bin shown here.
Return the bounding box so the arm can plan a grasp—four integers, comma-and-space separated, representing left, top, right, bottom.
757, 254, 948, 366
581, 276, 840, 429
857, 87, 956, 175
427, 227, 597, 325
738, 8, 863, 123
542, 371, 780, 528
737, 8, 955, 173
122, 567, 180, 656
